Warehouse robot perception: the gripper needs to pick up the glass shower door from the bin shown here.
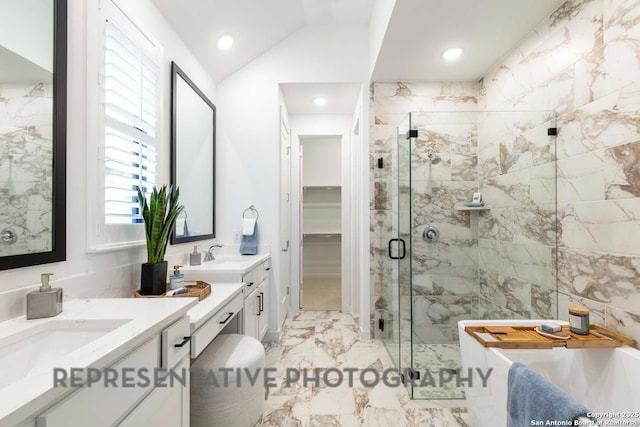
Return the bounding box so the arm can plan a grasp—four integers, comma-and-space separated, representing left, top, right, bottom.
379, 125, 401, 372
397, 115, 413, 395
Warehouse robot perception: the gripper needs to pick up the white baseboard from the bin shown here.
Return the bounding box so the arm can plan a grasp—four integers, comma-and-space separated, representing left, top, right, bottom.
263, 330, 281, 342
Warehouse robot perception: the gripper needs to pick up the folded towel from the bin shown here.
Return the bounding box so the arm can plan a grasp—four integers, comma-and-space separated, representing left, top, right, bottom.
466, 201, 485, 207
242, 217, 257, 236
507, 363, 594, 427
240, 223, 258, 255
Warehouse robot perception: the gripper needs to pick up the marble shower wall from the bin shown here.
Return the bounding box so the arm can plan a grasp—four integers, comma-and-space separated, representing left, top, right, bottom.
0, 83, 53, 256
476, 111, 558, 321
369, 82, 479, 342
480, 0, 640, 347
410, 111, 480, 344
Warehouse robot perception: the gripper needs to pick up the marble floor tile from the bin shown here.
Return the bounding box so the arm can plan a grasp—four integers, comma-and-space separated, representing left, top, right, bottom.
259, 311, 469, 427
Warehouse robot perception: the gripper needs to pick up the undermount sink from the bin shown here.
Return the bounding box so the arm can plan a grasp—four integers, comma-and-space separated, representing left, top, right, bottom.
0, 319, 130, 390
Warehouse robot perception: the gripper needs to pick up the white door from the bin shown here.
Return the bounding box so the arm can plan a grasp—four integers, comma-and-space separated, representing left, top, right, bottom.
279, 110, 291, 321
258, 279, 269, 339
298, 146, 304, 309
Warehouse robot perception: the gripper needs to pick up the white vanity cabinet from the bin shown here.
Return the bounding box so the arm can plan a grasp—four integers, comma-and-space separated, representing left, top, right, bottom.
244, 278, 269, 340
33, 316, 191, 427
242, 260, 270, 341
118, 358, 189, 427
182, 255, 272, 342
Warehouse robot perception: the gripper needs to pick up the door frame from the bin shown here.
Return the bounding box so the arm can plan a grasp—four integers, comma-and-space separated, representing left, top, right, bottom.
289, 122, 362, 315
279, 84, 369, 338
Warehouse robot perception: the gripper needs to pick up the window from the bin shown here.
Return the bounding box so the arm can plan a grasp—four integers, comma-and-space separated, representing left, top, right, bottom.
86, 0, 163, 250
103, 20, 159, 224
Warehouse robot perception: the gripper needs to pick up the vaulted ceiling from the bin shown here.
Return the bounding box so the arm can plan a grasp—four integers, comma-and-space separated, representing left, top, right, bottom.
153, 0, 566, 83
152, 0, 374, 81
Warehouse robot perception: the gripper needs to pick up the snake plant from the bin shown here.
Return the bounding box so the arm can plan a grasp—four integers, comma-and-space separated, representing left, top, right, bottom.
137, 185, 184, 264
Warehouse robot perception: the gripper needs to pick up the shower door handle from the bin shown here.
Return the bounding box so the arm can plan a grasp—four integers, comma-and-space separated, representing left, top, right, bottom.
388, 238, 406, 260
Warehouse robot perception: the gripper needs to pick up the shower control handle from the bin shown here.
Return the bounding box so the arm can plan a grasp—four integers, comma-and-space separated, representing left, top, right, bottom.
423, 225, 440, 243
1, 228, 17, 244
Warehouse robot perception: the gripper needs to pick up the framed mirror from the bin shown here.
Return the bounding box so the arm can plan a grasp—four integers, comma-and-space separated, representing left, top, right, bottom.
170, 62, 215, 244
0, 0, 67, 270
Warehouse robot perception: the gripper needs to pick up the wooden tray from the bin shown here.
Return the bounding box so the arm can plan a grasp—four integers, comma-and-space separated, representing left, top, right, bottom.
134, 281, 211, 301
465, 324, 636, 349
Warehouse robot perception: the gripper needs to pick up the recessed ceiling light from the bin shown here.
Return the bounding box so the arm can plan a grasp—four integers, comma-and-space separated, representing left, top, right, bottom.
442, 47, 463, 61
217, 35, 234, 51
313, 97, 327, 107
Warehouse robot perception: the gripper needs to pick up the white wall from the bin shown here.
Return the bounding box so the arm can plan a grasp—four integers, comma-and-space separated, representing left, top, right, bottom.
0, 0, 53, 72
368, 0, 397, 79
0, 0, 218, 319
301, 136, 342, 187
216, 25, 369, 334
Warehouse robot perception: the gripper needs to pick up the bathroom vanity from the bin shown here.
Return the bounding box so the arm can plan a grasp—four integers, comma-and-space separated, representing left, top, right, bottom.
182, 253, 271, 342
0, 298, 197, 427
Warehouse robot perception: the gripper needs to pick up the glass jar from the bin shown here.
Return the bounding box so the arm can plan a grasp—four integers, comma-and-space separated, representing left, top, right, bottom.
568, 306, 590, 335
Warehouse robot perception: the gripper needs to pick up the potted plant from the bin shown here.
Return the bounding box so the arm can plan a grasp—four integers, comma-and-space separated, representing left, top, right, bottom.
137, 185, 184, 295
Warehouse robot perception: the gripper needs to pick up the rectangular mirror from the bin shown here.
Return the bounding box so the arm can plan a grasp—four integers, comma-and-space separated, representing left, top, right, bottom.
0, 0, 67, 270
170, 61, 215, 244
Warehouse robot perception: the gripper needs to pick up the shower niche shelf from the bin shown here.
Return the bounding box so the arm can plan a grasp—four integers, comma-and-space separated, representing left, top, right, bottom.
456, 206, 490, 212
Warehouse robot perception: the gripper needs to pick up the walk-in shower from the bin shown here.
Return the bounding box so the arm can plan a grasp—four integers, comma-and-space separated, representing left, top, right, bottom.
376, 110, 558, 400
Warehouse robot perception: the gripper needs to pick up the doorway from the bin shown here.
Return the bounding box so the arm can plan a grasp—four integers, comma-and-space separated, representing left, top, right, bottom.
300, 136, 342, 310
279, 82, 367, 324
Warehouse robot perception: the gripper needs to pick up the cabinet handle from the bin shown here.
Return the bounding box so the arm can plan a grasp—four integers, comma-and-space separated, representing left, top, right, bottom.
257, 295, 262, 316
219, 312, 234, 324
259, 292, 264, 312
265, 267, 271, 271
174, 336, 191, 348
247, 282, 254, 287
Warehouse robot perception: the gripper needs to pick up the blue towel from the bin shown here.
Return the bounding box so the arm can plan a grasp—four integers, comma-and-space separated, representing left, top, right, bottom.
240, 223, 258, 255
466, 201, 485, 207
507, 363, 594, 427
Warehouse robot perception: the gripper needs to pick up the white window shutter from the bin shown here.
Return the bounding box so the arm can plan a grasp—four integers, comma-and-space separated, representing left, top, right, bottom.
103, 21, 159, 225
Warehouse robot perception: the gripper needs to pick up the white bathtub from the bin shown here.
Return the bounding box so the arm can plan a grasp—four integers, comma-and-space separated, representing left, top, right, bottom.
458, 320, 640, 427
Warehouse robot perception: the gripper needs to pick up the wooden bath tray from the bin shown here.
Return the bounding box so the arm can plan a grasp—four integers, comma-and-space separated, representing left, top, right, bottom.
134, 281, 211, 301
465, 324, 636, 349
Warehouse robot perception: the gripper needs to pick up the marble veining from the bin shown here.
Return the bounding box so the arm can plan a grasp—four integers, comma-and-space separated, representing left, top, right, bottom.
259, 312, 470, 427
370, 0, 640, 390
0, 83, 53, 256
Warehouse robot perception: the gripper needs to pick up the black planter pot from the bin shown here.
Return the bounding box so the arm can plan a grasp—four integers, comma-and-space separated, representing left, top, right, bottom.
140, 261, 168, 295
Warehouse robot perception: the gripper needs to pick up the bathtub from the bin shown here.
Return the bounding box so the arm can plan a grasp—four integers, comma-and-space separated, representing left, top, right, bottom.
458, 320, 640, 427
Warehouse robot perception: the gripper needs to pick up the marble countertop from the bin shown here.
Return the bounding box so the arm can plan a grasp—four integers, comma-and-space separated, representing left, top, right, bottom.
186, 282, 245, 332
0, 298, 197, 425
181, 253, 270, 276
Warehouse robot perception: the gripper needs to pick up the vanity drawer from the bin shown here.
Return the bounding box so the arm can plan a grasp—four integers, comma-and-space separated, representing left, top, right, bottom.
36, 336, 160, 427
243, 268, 261, 294
190, 292, 243, 358
161, 317, 191, 370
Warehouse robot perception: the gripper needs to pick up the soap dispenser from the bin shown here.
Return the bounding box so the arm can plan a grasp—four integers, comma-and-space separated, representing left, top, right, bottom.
27, 273, 62, 319
169, 266, 185, 290
190, 245, 201, 266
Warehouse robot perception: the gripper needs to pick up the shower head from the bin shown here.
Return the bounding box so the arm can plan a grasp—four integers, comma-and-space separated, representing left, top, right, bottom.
427, 152, 441, 165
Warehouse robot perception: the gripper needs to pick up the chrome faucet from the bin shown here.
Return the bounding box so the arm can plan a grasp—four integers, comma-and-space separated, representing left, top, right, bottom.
204, 244, 223, 262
